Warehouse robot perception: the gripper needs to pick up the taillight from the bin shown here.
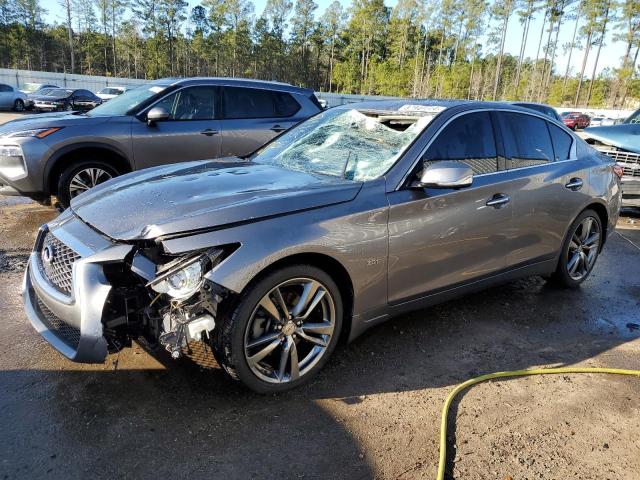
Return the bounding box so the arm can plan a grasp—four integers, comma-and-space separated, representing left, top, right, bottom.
612, 164, 624, 179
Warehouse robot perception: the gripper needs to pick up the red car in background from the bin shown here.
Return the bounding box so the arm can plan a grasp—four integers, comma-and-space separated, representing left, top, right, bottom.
562, 111, 591, 130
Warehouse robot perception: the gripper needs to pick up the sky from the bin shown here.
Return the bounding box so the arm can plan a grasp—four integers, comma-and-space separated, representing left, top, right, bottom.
39, 0, 626, 78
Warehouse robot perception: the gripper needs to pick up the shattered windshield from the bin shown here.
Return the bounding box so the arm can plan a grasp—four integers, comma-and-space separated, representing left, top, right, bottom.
253, 107, 439, 181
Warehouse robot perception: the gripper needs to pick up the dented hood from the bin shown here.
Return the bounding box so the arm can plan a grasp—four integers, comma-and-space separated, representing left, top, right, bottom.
71, 159, 362, 241
582, 123, 640, 154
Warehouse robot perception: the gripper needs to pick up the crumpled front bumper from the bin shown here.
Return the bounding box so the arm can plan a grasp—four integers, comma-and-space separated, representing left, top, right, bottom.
22, 212, 133, 363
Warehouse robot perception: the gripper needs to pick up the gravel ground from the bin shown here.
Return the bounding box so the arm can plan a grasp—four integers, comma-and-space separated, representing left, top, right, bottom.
0, 112, 639, 479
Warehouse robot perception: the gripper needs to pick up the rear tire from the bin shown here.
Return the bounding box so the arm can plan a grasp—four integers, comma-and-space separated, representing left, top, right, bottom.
212, 264, 343, 394
13, 99, 24, 112
551, 209, 602, 288
56, 160, 118, 208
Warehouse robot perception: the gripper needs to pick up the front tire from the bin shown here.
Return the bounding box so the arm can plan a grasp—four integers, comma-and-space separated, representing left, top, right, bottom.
552, 209, 602, 288
13, 99, 24, 112
56, 161, 118, 208
212, 264, 343, 393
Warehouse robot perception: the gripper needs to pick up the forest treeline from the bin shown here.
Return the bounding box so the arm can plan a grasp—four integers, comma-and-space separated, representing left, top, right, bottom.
0, 0, 639, 108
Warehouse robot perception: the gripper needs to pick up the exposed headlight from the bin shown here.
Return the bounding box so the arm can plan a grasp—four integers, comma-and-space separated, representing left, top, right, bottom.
4, 127, 62, 139
151, 258, 204, 299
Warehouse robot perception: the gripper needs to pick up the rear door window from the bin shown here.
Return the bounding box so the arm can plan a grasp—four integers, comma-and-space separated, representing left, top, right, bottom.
497, 112, 554, 168
548, 123, 573, 161
223, 87, 300, 119
423, 111, 498, 175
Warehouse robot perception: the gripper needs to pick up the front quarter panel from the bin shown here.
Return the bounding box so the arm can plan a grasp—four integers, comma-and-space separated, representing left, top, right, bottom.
160, 179, 390, 328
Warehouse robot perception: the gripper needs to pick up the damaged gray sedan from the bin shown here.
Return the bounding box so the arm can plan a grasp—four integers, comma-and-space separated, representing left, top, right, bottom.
23, 100, 621, 393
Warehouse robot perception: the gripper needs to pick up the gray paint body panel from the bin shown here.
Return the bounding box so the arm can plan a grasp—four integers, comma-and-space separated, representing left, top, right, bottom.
23, 100, 622, 358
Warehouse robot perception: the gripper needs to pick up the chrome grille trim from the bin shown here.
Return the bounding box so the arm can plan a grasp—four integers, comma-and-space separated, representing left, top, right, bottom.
35, 297, 81, 348
599, 149, 640, 178
39, 232, 81, 295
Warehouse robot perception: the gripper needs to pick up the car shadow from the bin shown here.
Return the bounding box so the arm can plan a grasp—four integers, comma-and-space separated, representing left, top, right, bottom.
1, 228, 639, 479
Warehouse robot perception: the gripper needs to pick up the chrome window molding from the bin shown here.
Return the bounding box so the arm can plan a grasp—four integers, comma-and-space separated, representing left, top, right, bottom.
394, 107, 578, 191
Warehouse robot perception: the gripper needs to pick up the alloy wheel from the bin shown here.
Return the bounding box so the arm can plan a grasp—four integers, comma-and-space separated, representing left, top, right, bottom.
244, 278, 336, 384
566, 216, 600, 281
68, 167, 113, 198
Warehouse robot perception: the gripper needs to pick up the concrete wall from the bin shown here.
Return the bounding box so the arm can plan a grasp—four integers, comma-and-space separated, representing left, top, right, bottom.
0, 68, 635, 120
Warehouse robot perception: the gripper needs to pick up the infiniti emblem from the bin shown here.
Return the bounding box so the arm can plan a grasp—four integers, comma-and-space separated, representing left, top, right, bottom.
42, 245, 55, 265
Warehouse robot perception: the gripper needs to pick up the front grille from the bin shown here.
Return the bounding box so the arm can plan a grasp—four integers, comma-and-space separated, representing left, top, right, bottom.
39, 232, 81, 295
36, 297, 81, 348
600, 149, 640, 178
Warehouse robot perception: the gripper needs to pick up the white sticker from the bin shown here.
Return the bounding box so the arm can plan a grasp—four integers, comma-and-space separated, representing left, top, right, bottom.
398, 104, 447, 114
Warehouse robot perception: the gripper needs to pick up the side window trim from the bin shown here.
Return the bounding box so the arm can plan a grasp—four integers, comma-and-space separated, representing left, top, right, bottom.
396, 108, 581, 190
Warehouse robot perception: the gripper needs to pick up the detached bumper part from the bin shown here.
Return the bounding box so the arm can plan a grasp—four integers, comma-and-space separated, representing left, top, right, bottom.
22, 221, 132, 363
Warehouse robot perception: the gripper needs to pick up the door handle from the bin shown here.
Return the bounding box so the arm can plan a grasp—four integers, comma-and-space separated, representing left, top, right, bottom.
486, 193, 510, 208
200, 129, 219, 136
270, 125, 286, 132
565, 178, 583, 190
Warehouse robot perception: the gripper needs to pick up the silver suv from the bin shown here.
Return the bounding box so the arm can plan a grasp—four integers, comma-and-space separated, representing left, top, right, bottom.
0, 78, 322, 207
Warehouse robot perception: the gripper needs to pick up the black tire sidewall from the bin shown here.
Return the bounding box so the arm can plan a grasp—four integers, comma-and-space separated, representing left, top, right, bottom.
56, 161, 118, 208
218, 264, 343, 394
13, 99, 24, 112
554, 209, 602, 288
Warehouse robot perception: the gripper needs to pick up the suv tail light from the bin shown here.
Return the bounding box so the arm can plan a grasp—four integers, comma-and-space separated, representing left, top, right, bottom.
612, 164, 624, 179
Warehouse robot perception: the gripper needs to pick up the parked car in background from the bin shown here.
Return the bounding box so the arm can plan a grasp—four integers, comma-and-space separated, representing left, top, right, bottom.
0, 78, 323, 207
24, 85, 61, 110
33, 88, 102, 112
510, 101, 562, 121
583, 107, 640, 208
562, 111, 591, 130
589, 116, 616, 127
22, 100, 621, 393
20, 82, 59, 94
0, 84, 28, 111
96, 86, 127, 101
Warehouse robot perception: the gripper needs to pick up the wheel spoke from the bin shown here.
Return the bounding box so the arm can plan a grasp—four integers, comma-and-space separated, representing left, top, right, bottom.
302, 322, 333, 336
578, 251, 587, 275
277, 336, 293, 380
296, 328, 328, 347
247, 338, 281, 365
580, 218, 593, 242
289, 340, 300, 380
299, 289, 327, 320
247, 332, 281, 349
568, 252, 581, 274
273, 287, 290, 320
291, 280, 320, 317
69, 176, 90, 192
259, 295, 282, 322
583, 232, 599, 249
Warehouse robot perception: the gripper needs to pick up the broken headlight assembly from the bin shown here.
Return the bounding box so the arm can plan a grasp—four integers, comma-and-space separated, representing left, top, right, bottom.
148, 248, 225, 300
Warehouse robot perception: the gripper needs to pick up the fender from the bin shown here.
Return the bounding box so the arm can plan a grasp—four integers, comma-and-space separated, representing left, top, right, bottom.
42, 141, 133, 194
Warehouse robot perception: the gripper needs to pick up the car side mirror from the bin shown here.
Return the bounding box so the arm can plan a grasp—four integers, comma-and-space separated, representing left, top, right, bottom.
415, 160, 473, 189
147, 107, 170, 126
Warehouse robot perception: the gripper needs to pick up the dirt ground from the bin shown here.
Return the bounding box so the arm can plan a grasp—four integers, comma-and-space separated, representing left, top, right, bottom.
0, 112, 639, 480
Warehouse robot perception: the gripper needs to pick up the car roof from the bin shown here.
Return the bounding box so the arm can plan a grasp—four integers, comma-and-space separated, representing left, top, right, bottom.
154, 77, 314, 95
334, 99, 557, 116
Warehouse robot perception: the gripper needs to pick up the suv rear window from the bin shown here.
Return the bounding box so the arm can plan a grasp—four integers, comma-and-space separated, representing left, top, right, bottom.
223, 87, 300, 119
498, 112, 554, 168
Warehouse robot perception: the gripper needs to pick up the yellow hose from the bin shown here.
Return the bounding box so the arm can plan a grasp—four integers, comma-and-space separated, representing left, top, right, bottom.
436, 367, 640, 480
